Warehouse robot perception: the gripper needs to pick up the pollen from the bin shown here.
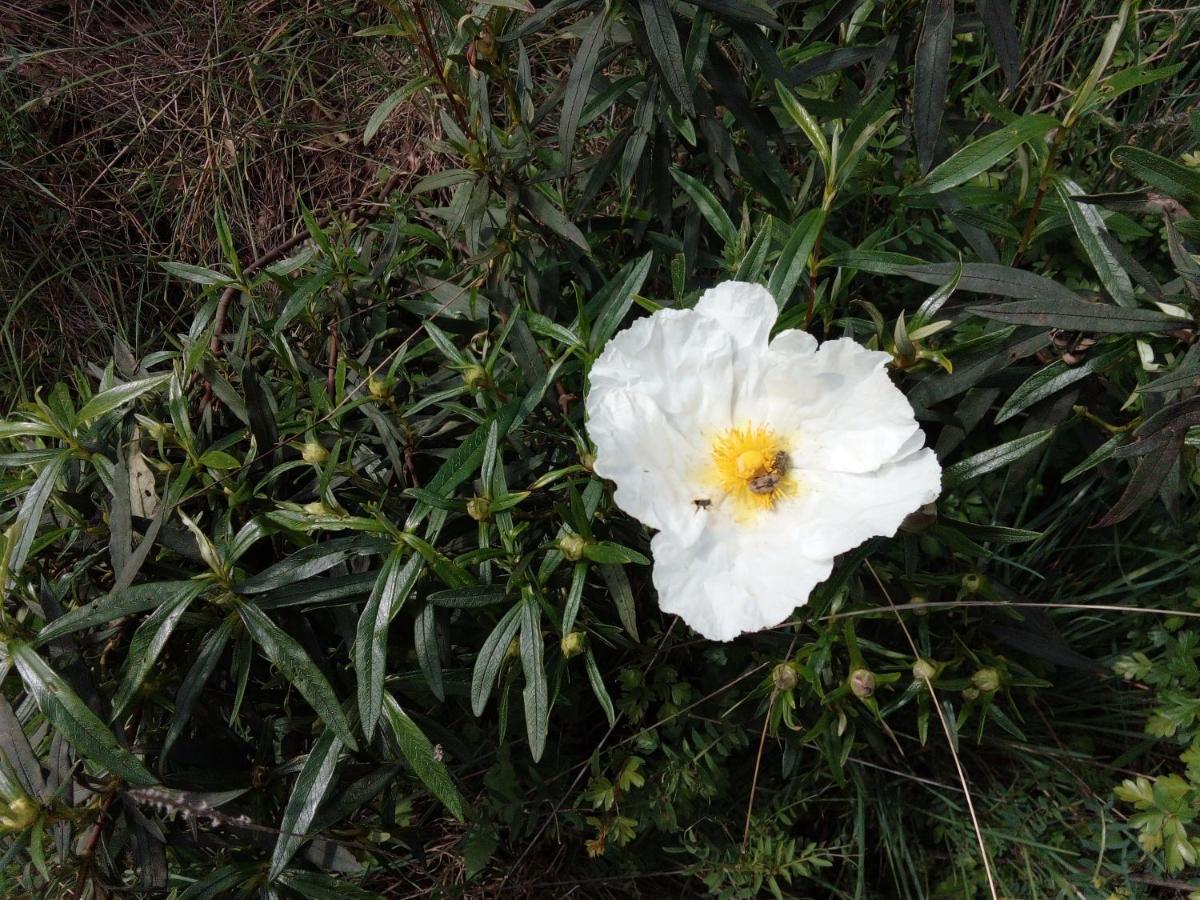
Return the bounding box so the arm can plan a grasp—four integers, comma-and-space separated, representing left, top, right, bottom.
710, 424, 795, 514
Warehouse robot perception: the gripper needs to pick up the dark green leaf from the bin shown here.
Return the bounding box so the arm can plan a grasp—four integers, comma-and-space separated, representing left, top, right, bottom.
381, 694, 465, 821
1112, 145, 1200, 202
559, 13, 606, 167
972, 299, 1185, 333
111, 588, 197, 719
639, 0, 694, 115
519, 592, 549, 762
355, 550, 420, 740
429, 586, 508, 608
584, 648, 616, 727
913, 0, 954, 174
1055, 177, 1136, 307
471, 603, 523, 716
905, 115, 1057, 195
269, 728, 343, 880
38, 581, 203, 646
943, 428, 1055, 488
11, 643, 157, 786
161, 615, 237, 766
598, 564, 640, 641
976, 0, 1020, 89
235, 600, 357, 750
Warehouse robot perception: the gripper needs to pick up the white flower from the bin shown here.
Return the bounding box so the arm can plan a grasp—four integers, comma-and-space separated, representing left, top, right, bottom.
585, 281, 941, 641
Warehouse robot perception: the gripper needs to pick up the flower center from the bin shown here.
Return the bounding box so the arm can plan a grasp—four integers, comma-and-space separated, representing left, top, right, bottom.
710, 424, 794, 513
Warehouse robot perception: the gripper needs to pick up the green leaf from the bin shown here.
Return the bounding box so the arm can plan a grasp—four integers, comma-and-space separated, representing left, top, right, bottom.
691, 0, 778, 28
561, 561, 588, 636
1111, 145, 1200, 203
905, 115, 1057, 195
1054, 177, 1136, 307
589, 252, 654, 352
269, 728, 343, 880
162, 615, 237, 766
775, 82, 830, 174
11, 642, 157, 786
559, 13, 606, 166
995, 345, 1124, 424
519, 592, 549, 762
364, 77, 433, 145
944, 428, 1055, 488
519, 186, 589, 252
913, 0, 954, 174
584, 648, 616, 727
0, 692, 45, 797
38, 581, 200, 646
583, 541, 651, 565
159, 261, 232, 286
598, 564, 639, 641
414, 605, 444, 701
275, 270, 335, 334
670, 167, 738, 247
972, 299, 1185, 333
429, 586, 508, 608
976, 0, 1020, 90
355, 550, 420, 741
1095, 435, 1183, 527
236, 536, 391, 594
6, 453, 67, 584
235, 600, 357, 750
111, 588, 197, 719
639, 0, 694, 115
823, 252, 1079, 301
767, 208, 824, 307
471, 603, 523, 716
947, 519, 1042, 544
381, 694, 465, 821
76, 374, 170, 424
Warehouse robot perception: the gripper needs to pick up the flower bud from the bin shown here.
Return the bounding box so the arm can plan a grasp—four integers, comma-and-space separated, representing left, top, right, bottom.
467, 496, 491, 522
772, 661, 799, 692
849, 668, 876, 699
962, 687, 980, 701
971, 667, 1001, 693
913, 658, 938, 683
463, 365, 490, 391
0, 797, 38, 832
368, 376, 392, 400
580, 449, 597, 472
561, 631, 587, 659
961, 573, 987, 595
303, 501, 331, 516
910, 594, 929, 617
557, 532, 587, 562
146, 421, 171, 442
302, 441, 329, 465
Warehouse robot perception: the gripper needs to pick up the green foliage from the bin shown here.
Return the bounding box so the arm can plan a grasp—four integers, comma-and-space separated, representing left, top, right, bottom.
4, 0, 1200, 896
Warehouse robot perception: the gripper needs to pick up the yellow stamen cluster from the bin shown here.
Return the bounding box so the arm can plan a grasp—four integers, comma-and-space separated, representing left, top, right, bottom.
710, 424, 794, 515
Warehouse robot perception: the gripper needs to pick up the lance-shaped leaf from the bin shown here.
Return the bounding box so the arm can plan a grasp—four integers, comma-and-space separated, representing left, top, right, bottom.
471, 603, 523, 716
381, 693, 465, 821
38, 581, 201, 645
559, 13, 606, 166
639, 0, 694, 115
161, 615, 237, 767
519, 592, 549, 762
943, 429, 1056, 488
75, 374, 170, 424
1111, 145, 1200, 203
11, 643, 156, 786
269, 727, 343, 880
7, 453, 68, 584
235, 600, 357, 750
913, 0, 954, 174
670, 167, 738, 247
905, 114, 1057, 195
111, 587, 198, 720
972, 299, 1185, 333
1055, 177, 1136, 307
355, 549, 421, 740
976, 0, 1020, 89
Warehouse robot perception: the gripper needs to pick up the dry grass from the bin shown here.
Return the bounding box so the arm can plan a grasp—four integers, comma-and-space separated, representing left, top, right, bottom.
1, 0, 440, 395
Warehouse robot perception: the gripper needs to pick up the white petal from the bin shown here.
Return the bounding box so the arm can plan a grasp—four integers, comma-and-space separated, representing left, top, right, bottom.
782, 447, 942, 559
588, 389, 709, 542
651, 521, 834, 642
694, 281, 778, 352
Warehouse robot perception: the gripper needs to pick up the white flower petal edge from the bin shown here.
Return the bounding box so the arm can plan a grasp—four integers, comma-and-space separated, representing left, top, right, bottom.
586, 280, 942, 641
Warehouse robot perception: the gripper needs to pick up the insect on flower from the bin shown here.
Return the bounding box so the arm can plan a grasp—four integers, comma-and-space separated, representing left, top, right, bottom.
584, 281, 941, 641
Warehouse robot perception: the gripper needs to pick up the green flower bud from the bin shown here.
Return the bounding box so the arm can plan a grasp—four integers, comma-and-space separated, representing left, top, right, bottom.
303, 501, 331, 516
558, 532, 587, 562
910, 594, 929, 616
971, 667, 1001, 693
463, 365, 490, 391
580, 449, 597, 472
146, 421, 171, 442
849, 668, 876, 699
912, 658, 938, 683
962, 686, 980, 701
302, 441, 329, 465
961, 573, 987, 595
561, 631, 587, 659
368, 376, 393, 400
772, 661, 799, 692
0, 797, 38, 832
467, 496, 491, 522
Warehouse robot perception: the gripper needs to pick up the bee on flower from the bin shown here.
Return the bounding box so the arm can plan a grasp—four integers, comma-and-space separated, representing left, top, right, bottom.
584, 281, 941, 641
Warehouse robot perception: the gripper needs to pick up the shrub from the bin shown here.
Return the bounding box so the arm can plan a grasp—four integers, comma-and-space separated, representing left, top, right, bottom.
3, 0, 1200, 895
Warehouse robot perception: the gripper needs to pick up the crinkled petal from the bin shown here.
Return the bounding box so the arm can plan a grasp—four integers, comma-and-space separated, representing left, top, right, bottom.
588, 389, 709, 542
694, 281, 778, 352
650, 522, 834, 642
782, 446, 942, 560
